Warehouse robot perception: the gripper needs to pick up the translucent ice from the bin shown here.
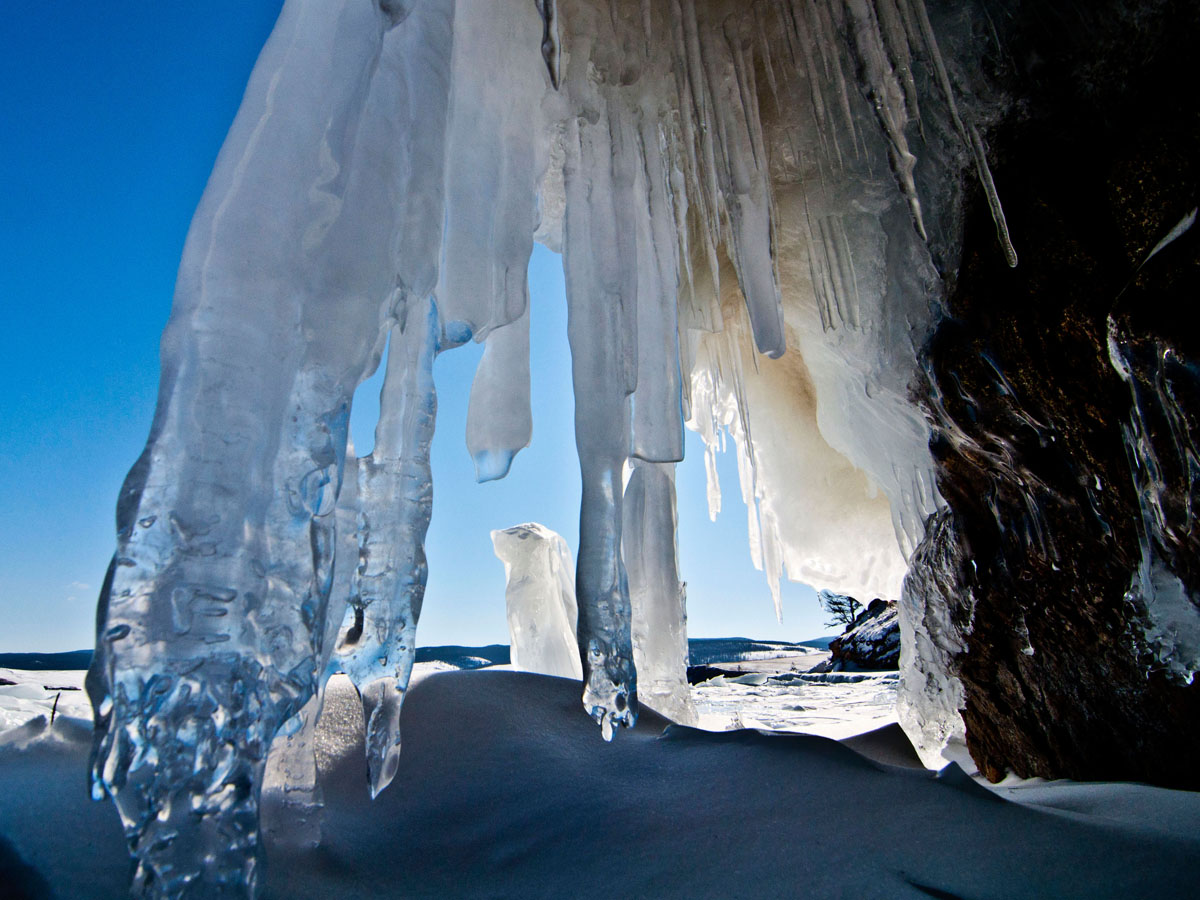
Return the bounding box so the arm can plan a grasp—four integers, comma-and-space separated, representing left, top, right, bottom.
491, 523, 582, 680
624, 461, 695, 724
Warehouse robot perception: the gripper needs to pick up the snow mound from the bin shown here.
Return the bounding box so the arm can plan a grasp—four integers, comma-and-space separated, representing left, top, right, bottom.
2, 671, 1199, 899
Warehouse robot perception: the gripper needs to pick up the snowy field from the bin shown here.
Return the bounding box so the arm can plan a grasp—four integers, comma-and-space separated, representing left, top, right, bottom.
692, 668, 900, 739
3, 646, 1200, 898
2, 668, 1199, 899
0, 669, 90, 733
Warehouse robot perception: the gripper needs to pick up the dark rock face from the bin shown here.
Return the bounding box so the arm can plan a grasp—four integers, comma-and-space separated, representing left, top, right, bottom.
913, 0, 1200, 786
827, 600, 901, 671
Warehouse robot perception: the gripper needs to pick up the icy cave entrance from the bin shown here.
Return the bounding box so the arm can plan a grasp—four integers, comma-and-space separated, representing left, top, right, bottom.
341, 244, 894, 742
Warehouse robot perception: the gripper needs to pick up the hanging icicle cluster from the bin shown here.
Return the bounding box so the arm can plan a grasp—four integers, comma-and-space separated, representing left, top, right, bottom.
89, 1, 1016, 895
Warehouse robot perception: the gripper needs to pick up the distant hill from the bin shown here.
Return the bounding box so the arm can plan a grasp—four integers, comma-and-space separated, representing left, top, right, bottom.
1, 638, 835, 672
796, 635, 838, 651
687, 636, 836, 665
0, 650, 93, 671
0, 645, 512, 673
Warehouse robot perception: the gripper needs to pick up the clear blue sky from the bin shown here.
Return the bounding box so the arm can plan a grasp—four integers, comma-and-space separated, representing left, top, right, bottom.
0, 3, 830, 653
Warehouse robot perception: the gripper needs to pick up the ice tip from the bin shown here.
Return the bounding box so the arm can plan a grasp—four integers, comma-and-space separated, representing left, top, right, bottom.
589, 701, 637, 742
472, 449, 515, 484
367, 746, 401, 799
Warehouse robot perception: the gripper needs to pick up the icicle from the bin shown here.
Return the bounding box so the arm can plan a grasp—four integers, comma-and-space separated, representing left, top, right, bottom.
534, 0, 561, 89
337, 297, 440, 798
623, 460, 695, 724
844, 0, 927, 240
792, 4, 844, 171
262, 441, 357, 849
722, 16, 788, 359
561, 105, 639, 740
875, 0, 923, 128
88, 1, 455, 892
908, 0, 1016, 265
466, 303, 532, 482
760, 503, 785, 622
812, 0, 862, 159
631, 117, 685, 463
436, 0, 547, 337
966, 123, 1017, 267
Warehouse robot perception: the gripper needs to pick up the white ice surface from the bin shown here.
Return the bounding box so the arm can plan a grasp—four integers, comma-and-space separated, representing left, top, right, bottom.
692, 669, 901, 740
0, 669, 90, 732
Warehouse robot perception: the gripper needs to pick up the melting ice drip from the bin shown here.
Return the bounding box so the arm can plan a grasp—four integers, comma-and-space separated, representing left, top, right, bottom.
87, 0, 1014, 895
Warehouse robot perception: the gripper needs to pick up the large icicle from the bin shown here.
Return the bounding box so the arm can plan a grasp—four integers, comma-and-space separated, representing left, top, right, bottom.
630, 113, 686, 464
561, 101, 640, 739
86, 2, 445, 894
336, 298, 440, 798
623, 460, 695, 724
436, 0, 548, 338
87, 0, 462, 892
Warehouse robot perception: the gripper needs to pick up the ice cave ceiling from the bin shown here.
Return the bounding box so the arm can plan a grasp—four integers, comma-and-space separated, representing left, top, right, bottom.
84, 0, 1198, 896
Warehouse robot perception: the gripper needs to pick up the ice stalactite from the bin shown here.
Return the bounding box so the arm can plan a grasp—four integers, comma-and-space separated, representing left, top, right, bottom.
337, 299, 440, 799
87, 1, 438, 893
467, 307, 533, 483
561, 106, 641, 739
624, 461, 695, 724
260, 438, 359, 851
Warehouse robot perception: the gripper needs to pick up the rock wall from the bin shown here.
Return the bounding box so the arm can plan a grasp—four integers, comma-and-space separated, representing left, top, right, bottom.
911, 0, 1200, 787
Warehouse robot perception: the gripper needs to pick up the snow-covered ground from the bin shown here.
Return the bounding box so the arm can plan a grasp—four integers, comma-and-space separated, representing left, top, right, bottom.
0, 669, 89, 732
5, 645, 1199, 899
2, 668, 1198, 899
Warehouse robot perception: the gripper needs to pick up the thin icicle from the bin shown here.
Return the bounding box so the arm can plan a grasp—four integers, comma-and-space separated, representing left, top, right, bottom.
338, 297, 440, 798
909, 0, 1016, 264
466, 302, 532, 482
967, 123, 1018, 267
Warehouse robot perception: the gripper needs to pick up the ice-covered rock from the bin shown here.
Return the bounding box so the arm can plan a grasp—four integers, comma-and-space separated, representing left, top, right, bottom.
826, 600, 900, 671
492, 523, 582, 681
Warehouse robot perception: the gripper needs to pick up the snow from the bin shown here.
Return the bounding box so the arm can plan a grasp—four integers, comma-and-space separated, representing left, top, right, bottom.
692, 669, 901, 740
3, 670, 1199, 899
0, 669, 89, 732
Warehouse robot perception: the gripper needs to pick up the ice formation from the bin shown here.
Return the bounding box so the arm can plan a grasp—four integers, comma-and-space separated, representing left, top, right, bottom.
492, 523, 582, 680
88, 0, 1029, 895
494, 512, 695, 723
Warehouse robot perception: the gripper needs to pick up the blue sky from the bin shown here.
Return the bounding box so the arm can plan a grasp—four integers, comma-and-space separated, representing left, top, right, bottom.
0, 3, 829, 652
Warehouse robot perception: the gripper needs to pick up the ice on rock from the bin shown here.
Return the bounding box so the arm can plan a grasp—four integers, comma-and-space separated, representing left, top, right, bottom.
90, 0, 1027, 893
897, 509, 972, 770
491, 524, 582, 680
1108, 316, 1200, 684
